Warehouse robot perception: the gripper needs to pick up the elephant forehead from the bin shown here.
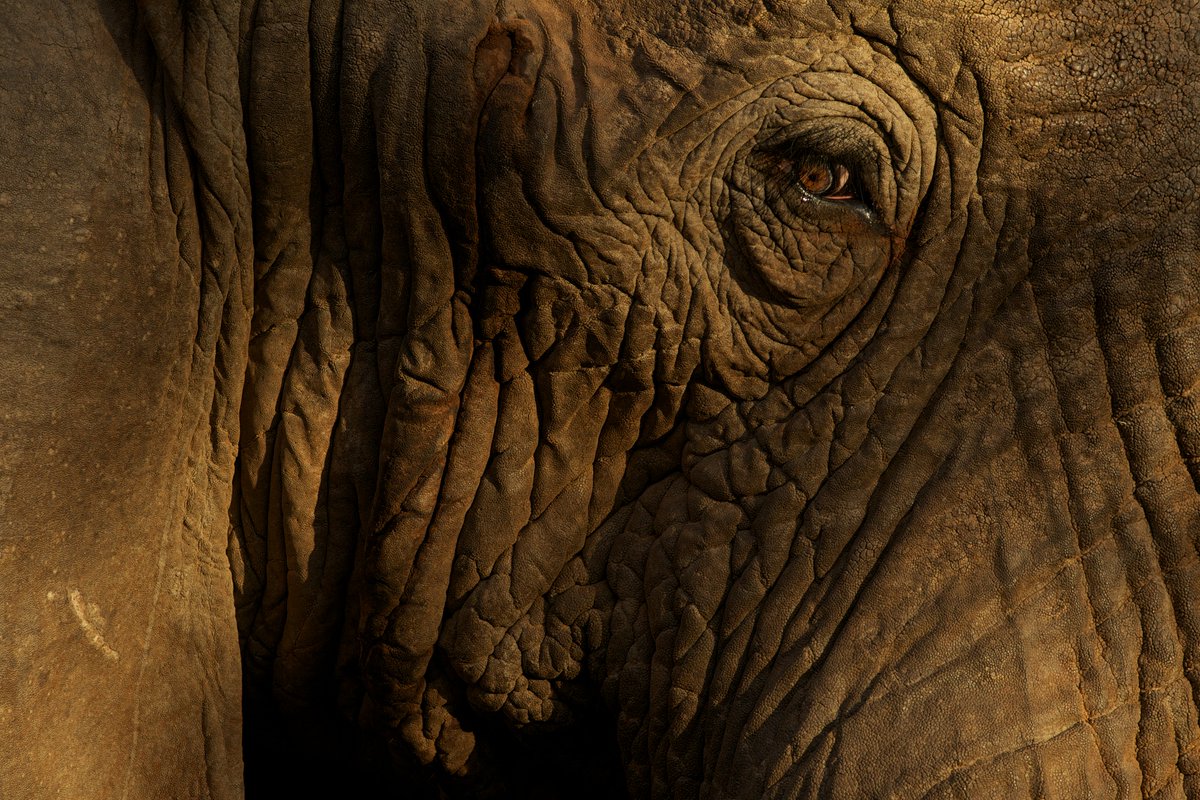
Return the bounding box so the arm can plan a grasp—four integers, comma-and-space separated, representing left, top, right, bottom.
948, 3, 1200, 194
582, 0, 1199, 99
562, 0, 1200, 211
965, 4, 1199, 94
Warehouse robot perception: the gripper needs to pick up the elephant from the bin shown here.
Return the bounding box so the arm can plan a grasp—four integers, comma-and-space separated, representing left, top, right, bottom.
4, 0, 1200, 797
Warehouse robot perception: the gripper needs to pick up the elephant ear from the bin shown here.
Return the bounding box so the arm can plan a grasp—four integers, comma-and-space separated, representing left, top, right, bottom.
229, 0, 692, 789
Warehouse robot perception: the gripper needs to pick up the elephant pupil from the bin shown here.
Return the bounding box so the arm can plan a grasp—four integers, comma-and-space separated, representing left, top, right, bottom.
798, 160, 836, 194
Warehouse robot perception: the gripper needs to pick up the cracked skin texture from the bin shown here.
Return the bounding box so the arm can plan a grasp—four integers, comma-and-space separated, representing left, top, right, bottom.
2, 0, 1200, 797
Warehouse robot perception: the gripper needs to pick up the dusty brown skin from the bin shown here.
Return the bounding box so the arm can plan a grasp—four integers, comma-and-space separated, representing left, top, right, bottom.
3, 0, 1200, 797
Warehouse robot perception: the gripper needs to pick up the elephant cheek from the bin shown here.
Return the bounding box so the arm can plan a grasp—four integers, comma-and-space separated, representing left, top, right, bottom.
724, 201, 888, 314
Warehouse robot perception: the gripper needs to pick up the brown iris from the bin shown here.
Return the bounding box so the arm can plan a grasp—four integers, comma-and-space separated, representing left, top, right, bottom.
794, 157, 854, 201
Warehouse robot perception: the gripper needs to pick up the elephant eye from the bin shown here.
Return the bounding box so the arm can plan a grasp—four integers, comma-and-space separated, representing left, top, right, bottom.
791, 156, 855, 202
749, 137, 879, 222
754, 144, 865, 207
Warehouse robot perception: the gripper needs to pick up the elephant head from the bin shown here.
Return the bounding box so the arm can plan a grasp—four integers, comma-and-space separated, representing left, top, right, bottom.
4, 0, 1200, 798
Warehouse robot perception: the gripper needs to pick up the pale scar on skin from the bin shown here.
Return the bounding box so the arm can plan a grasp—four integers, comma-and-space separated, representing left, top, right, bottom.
64, 588, 119, 662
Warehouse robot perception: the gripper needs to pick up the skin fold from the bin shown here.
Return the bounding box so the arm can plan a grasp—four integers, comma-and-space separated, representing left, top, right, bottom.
2, 0, 1199, 797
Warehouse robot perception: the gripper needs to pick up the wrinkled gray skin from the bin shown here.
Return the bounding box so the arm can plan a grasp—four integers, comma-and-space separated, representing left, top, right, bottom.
4, 0, 1200, 797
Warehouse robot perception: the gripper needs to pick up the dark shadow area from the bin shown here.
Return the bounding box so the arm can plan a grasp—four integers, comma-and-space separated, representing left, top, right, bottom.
243, 691, 407, 799
243, 688, 629, 799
